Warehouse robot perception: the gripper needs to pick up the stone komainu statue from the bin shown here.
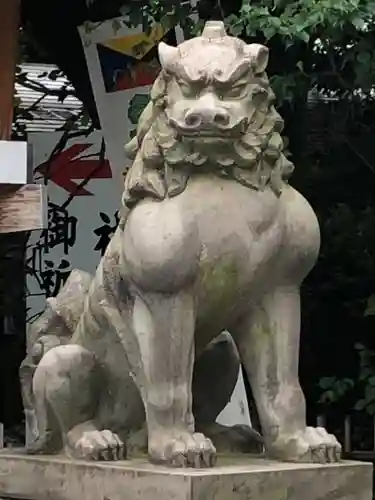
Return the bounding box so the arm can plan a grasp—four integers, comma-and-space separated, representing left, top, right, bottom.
21, 21, 341, 468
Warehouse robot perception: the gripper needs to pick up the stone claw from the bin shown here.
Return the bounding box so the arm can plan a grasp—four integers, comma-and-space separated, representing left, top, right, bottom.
268, 426, 342, 463
149, 430, 216, 468
69, 430, 126, 461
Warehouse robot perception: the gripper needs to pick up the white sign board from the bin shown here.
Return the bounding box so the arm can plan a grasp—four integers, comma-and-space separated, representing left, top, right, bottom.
78, 17, 173, 175
26, 130, 120, 321
0, 140, 28, 184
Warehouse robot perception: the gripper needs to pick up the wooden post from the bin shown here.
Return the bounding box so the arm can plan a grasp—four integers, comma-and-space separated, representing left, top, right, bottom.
0, 0, 46, 446
0, 0, 20, 140
0, 0, 46, 233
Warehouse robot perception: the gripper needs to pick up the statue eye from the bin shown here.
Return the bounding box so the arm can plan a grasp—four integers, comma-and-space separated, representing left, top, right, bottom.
223, 84, 248, 99
176, 79, 196, 98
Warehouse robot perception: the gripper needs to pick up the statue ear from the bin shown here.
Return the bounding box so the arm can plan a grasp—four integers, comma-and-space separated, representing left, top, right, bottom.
245, 43, 269, 74
158, 42, 178, 72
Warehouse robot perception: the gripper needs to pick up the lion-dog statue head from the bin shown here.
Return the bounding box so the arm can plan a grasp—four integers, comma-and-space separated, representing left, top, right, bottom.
123, 21, 294, 208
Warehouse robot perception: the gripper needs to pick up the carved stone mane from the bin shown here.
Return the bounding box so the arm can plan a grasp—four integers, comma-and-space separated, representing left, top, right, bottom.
123, 23, 294, 208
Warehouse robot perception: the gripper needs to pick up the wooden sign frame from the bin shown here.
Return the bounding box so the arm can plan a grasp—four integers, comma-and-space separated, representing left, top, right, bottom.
0, 0, 46, 233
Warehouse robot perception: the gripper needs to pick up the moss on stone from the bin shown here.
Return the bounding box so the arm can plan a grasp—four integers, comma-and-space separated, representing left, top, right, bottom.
200, 259, 239, 315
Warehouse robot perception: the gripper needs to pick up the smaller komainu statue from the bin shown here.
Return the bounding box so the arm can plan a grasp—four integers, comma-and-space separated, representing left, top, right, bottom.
21, 21, 341, 468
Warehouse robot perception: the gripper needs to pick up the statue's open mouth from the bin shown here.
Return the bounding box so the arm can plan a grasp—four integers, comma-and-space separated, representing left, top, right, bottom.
168, 117, 248, 139
180, 130, 234, 139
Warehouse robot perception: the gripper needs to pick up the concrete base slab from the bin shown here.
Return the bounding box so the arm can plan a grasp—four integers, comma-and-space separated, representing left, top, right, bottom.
0, 450, 372, 500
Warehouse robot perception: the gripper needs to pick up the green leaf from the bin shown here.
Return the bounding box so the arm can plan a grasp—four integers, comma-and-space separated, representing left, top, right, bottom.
263, 26, 277, 39
319, 376, 336, 389
357, 51, 371, 66
127, 94, 150, 125
297, 31, 310, 43
354, 399, 366, 411
307, 11, 324, 27
365, 384, 375, 403
352, 17, 366, 30
230, 23, 244, 36
359, 367, 373, 381
296, 61, 304, 73
270, 17, 282, 29
342, 378, 355, 388
227, 15, 244, 36
365, 295, 375, 316
335, 379, 352, 396
319, 390, 335, 403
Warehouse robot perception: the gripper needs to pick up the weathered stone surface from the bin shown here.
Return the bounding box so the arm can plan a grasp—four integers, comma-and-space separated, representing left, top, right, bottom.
19, 269, 93, 447
21, 19, 341, 468
0, 452, 372, 500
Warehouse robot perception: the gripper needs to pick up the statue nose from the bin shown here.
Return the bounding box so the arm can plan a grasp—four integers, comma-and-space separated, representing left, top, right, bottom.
184, 109, 230, 128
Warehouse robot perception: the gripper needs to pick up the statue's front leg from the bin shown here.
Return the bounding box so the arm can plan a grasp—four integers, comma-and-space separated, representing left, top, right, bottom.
122, 198, 216, 467
234, 285, 341, 463
132, 290, 216, 467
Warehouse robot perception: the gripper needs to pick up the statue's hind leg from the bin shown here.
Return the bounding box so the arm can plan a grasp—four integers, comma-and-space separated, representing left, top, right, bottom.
31, 344, 125, 460
234, 285, 341, 463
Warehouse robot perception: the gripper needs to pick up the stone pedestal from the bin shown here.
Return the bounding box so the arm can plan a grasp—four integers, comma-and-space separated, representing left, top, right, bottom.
0, 451, 372, 500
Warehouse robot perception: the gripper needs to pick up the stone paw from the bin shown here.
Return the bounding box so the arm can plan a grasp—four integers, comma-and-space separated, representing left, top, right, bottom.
268, 426, 342, 463
68, 430, 126, 461
149, 430, 216, 468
